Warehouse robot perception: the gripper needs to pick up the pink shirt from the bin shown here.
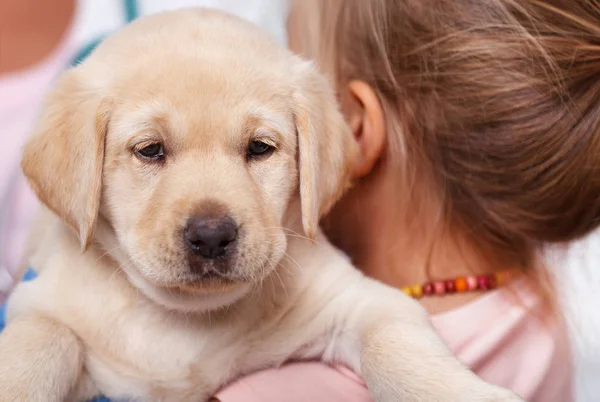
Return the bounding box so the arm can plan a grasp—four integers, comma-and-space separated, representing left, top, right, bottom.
215, 281, 573, 402
0, 25, 75, 303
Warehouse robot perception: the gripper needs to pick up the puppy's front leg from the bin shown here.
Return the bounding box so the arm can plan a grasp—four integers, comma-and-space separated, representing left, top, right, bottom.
0, 314, 84, 402
328, 276, 522, 402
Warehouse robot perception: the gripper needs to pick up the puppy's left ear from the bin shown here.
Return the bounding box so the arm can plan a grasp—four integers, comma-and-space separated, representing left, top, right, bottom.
21, 68, 111, 250
292, 61, 357, 238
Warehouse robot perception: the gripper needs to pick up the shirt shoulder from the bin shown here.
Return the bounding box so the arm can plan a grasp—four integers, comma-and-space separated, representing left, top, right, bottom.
216, 280, 573, 402
431, 280, 573, 402
215, 361, 371, 402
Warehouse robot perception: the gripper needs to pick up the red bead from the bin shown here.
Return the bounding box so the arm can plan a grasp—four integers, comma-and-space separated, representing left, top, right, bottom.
433, 281, 446, 295
487, 274, 497, 289
477, 275, 489, 290
423, 282, 434, 295
445, 279, 456, 293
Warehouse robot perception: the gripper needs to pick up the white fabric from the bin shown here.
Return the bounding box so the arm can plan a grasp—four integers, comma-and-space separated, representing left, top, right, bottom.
547, 234, 600, 402
0, 267, 13, 296
72, 0, 288, 50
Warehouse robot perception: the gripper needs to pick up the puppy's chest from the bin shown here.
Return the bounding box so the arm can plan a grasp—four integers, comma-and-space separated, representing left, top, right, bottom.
82, 310, 254, 400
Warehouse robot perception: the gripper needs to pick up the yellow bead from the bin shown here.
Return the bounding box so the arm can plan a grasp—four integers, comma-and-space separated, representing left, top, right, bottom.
411, 284, 423, 298
402, 286, 413, 297
494, 271, 505, 286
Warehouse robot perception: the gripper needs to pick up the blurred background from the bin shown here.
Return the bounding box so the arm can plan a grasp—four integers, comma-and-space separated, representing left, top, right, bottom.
72, 0, 287, 46
1, 0, 598, 400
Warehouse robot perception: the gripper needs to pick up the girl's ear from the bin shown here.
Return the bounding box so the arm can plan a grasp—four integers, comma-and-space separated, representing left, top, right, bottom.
291, 60, 358, 238
343, 80, 387, 179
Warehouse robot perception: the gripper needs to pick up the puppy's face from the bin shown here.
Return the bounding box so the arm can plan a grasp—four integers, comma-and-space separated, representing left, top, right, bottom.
102, 69, 297, 309
21, 9, 355, 311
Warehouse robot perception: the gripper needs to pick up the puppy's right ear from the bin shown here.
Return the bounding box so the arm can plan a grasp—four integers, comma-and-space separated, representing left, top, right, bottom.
21, 69, 111, 250
292, 60, 358, 239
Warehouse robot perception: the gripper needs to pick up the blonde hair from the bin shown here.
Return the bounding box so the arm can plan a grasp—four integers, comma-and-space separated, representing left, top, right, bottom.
291, 0, 600, 275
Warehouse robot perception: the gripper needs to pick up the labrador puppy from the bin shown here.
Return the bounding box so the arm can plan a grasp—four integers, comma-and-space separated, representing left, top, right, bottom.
0, 8, 522, 402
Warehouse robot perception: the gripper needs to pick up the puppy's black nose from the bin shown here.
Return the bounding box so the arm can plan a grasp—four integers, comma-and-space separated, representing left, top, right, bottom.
184, 216, 238, 259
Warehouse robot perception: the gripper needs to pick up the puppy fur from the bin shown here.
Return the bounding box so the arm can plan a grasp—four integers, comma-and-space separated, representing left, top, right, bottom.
0, 9, 522, 402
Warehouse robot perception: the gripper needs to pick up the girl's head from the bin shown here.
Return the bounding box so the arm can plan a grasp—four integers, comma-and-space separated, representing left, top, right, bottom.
288, 0, 600, 280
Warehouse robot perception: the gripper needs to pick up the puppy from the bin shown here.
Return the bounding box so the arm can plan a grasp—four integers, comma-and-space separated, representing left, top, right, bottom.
0, 9, 522, 402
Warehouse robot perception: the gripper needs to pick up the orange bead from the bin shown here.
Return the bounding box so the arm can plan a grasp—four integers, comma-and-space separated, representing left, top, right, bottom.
411, 284, 423, 298
402, 286, 413, 297
455, 277, 468, 292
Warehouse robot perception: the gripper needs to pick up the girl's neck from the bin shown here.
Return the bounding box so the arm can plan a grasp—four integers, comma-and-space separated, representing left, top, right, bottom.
356, 220, 513, 314
324, 169, 519, 314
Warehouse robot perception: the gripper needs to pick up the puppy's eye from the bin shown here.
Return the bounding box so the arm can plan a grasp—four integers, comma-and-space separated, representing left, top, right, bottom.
247, 140, 274, 159
136, 143, 164, 160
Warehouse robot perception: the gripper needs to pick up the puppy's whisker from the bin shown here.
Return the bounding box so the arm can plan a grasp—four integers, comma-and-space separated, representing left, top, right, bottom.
265, 226, 304, 235
106, 255, 135, 294
108, 256, 132, 281
268, 275, 276, 299
267, 233, 319, 245
264, 257, 279, 297
95, 244, 126, 263
250, 276, 261, 300
272, 266, 288, 299
276, 261, 301, 281
281, 251, 303, 274
264, 227, 320, 245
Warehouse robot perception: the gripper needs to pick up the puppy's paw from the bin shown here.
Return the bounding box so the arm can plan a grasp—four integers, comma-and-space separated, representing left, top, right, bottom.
370, 383, 523, 402
425, 379, 524, 402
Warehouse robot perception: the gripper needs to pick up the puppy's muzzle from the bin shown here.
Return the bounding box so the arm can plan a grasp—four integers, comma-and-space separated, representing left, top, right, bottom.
184, 215, 238, 276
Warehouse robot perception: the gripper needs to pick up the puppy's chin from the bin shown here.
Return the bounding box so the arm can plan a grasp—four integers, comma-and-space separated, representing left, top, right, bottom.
147, 283, 252, 313
123, 265, 252, 313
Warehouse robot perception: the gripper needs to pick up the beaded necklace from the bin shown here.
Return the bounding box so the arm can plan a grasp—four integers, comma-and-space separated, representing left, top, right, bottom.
401, 269, 520, 298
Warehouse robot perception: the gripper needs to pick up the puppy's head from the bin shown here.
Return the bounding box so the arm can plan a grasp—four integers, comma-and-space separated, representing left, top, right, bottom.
21, 9, 356, 311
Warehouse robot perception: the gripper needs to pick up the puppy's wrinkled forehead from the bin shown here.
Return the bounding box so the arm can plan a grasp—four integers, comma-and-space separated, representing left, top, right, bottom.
94, 9, 297, 143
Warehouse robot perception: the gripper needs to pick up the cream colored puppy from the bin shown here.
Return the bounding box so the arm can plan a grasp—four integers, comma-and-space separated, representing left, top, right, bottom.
0, 9, 522, 402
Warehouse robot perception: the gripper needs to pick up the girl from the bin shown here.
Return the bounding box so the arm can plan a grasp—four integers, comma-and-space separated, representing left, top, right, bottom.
212, 0, 600, 401
0, 0, 76, 302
